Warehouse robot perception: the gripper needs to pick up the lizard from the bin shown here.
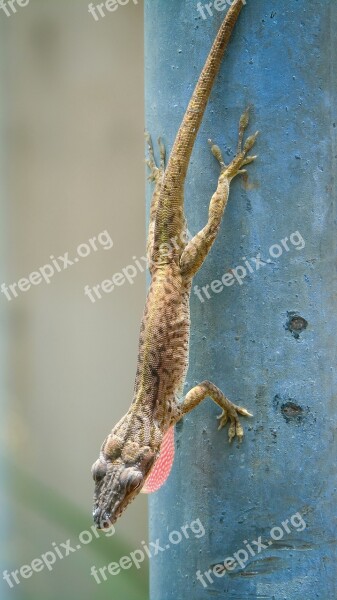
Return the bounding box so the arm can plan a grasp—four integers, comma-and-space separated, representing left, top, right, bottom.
92, 0, 258, 529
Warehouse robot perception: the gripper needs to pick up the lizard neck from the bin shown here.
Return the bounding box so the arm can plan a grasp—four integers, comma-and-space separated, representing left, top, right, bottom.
123, 402, 164, 452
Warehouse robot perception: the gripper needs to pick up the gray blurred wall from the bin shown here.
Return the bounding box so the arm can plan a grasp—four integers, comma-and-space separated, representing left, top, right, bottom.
3, 0, 146, 553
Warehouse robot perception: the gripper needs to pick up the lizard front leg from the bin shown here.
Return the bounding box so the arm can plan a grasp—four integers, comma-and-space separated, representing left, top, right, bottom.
142, 383, 251, 495
180, 108, 258, 278
176, 381, 252, 443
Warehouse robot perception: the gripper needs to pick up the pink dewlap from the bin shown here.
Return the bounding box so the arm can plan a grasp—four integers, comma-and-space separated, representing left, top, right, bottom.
141, 426, 175, 494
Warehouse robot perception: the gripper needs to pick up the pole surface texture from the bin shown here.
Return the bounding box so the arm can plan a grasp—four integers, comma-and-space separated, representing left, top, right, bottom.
145, 1, 337, 598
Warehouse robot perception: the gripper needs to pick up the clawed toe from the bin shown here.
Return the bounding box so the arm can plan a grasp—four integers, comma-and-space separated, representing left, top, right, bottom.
208, 139, 226, 170
145, 131, 166, 182
208, 107, 259, 182
217, 402, 252, 443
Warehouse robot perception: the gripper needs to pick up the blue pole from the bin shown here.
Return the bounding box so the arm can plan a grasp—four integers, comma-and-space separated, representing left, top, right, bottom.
146, 0, 337, 598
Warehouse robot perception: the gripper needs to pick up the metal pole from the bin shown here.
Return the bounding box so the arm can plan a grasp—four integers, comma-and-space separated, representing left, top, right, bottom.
146, 0, 337, 598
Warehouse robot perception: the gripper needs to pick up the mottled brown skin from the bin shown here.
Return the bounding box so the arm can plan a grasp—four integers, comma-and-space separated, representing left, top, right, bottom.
92, 0, 258, 529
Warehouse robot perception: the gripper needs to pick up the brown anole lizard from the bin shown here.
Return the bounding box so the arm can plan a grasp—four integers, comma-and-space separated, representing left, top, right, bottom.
92, 0, 258, 528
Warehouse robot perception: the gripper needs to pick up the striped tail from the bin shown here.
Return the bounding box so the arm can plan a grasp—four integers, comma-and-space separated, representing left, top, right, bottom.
153, 0, 246, 256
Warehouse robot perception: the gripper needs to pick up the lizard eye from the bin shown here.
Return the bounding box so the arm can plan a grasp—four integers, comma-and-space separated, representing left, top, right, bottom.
127, 474, 143, 493
91, 460, 107, 483
120, 469, 143, 493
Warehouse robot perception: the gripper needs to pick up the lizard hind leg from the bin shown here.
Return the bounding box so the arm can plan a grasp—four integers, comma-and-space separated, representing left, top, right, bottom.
145, 132, 166, 183
180, 108, 258, 279
145, 132, 166, 266
211, 106, 259, 182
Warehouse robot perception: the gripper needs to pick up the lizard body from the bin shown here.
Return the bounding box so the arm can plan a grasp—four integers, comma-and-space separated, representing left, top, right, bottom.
92, 0, 258, 528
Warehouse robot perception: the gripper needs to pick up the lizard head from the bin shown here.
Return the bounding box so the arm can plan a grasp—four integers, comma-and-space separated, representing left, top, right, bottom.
92, 435, 157, 529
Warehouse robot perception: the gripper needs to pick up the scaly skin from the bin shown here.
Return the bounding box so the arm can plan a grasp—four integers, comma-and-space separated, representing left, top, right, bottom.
92, 0, 258, 529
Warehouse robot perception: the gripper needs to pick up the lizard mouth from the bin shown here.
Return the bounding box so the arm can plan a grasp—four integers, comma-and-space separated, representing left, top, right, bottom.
92, 488, 130, 527
93, 494, 136, 529
92, 467, 144, 529
93, 505, 119, 529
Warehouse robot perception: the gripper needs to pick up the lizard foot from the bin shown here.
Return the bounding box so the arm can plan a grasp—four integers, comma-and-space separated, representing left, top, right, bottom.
145, 132, 166, 183
217, 398, 252, 443
209, 106, 258, 182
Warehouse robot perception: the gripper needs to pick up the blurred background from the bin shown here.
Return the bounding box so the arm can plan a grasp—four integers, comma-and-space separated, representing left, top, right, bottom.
0, 1, 148, 598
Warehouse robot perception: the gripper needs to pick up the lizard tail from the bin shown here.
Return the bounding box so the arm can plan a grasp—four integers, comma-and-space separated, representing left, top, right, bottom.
153, 0, 245, 256
168, 0, 245, 181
